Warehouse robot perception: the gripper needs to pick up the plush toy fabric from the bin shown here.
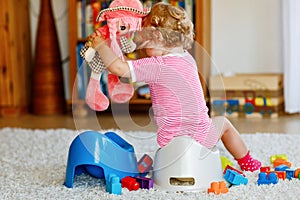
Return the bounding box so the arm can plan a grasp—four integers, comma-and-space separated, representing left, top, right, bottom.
80, 0, 150, 111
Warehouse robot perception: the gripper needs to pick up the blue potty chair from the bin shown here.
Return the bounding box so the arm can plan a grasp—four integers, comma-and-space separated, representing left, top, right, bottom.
64, 131, 140, 188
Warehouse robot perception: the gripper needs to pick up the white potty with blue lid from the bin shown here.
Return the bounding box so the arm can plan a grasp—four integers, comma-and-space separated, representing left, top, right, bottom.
153, 136, 223, 192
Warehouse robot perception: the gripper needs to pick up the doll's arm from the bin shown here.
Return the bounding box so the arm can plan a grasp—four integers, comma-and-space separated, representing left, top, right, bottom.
79, 26, 109, 74
80, 46, 106, 73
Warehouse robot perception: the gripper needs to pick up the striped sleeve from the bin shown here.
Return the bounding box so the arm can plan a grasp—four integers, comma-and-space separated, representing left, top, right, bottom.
127, 56, 164, 83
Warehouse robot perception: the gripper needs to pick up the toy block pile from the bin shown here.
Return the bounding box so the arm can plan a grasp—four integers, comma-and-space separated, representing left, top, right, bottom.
257, 154, 300, 185
208, 153, 300, 195
106, 154, 154, 195
106, 175, 154, 195
75, 149, 299, 196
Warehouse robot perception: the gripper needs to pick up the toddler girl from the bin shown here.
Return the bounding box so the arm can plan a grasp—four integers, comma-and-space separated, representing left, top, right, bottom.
88, 2, 261, 171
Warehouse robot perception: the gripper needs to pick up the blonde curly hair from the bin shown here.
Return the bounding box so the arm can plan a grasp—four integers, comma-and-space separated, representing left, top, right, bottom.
135, 2, 194, 50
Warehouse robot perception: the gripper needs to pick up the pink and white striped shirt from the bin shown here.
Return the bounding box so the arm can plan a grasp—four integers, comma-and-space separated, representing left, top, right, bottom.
128, 51, 217, 148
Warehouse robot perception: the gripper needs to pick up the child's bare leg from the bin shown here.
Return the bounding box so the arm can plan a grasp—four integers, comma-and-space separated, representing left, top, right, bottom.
212, 116, 247, 159
212, 116, 261, 171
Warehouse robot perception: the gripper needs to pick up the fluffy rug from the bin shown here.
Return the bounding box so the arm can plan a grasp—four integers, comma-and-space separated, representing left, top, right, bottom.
1, 128, 300, 200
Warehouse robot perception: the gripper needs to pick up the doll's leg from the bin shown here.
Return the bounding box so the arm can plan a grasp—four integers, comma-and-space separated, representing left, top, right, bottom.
80, 46, 109, 111
108, 73, 134, 103
212, 116, 261, 171
85, 72, 109, 111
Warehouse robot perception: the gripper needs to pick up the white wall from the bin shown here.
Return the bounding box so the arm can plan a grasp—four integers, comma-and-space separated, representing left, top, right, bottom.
211, 0, 283, 75
30, 0, 70, 99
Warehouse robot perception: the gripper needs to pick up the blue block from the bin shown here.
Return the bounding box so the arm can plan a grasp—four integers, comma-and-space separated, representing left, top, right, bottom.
106, 174, 122, 195
224, 169, 248, 185
257, 172, 278, 185
286, 169, 295, 180
267, 172, 279, 184
275, 164, 290, 172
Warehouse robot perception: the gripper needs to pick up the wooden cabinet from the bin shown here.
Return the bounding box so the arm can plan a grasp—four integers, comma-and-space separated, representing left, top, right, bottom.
67, 0, 211, 108
0, 0, 32, 116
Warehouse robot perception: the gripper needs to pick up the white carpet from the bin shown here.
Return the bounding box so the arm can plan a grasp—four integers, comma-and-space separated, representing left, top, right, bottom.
1, 128, 300, 200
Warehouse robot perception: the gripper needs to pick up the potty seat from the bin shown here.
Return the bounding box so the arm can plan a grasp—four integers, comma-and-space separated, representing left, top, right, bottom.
153, 136, 223, 192
64, 131, 141, 188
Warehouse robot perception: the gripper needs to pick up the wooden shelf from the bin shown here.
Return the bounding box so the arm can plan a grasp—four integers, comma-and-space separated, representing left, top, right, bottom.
129, 98, 151, 104
129, 92, 152, 104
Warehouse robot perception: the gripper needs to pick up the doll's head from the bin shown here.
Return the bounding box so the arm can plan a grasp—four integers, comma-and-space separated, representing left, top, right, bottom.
136, 2, 194, 50
96, 0, 150, 38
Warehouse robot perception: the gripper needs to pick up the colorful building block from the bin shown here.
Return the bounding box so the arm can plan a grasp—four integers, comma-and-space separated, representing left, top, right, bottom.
224, 169, 248, 185
207, 181, 229, 194
260, 166, 271, 173
137, 154, 153, 173
220, 156, 233, 170
121, 176, 140, 191
275, 164, 290, 172
224, 165, 245, 177
257, 172, 278, 185
106, 174, 122, 195
270, 154, 288, 163
294, 168, 300, 178
134, 176, 154, 189
285, 169, 295, 180
273, 164, 297, 180
273, 158, 291, 168
275, 171, 286, 180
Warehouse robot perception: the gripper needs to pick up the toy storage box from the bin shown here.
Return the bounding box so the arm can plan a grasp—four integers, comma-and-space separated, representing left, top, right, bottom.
209, 73, 284, 118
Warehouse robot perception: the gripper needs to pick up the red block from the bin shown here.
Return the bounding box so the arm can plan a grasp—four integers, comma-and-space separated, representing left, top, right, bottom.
137, 154, 153, 173
275, 171, 286, 180
121, 176, 140, 191
260, 166, 271, 173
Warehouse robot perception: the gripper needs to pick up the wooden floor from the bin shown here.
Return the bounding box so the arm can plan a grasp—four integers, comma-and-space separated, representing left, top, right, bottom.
1, 109, 300, 134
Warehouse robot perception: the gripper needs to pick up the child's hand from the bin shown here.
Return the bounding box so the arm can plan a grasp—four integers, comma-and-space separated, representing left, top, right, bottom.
87, 30, 106, 49
83, 30, 106, 62
86, 32, 97, 47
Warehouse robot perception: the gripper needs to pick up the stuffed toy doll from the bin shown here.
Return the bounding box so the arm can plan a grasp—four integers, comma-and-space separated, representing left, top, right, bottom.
80, 0, 150, 111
